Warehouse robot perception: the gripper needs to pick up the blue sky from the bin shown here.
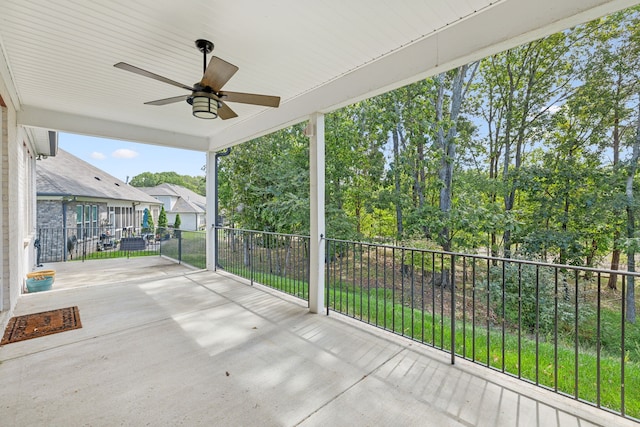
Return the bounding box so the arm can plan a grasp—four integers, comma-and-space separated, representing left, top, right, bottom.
59, 133, 207, 183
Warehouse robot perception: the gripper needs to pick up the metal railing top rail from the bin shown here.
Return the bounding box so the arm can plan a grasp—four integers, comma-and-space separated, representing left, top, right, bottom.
215, 226, 311, 240
323, 236, 640, 278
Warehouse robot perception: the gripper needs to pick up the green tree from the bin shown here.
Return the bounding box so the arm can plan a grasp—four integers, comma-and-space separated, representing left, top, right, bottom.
471, 33, 576, 257
142, 208, 155, 233
220, 124, 309, 235
574, 8, 640, 288
130, 171, 206, 195
174, 213, 181, 230
434, 64, 477, 253
158, 206, 168, 237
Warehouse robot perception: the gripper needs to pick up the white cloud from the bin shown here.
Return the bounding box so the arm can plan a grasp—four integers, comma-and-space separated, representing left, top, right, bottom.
90, 151, 106, 160
112, 148, 139, 159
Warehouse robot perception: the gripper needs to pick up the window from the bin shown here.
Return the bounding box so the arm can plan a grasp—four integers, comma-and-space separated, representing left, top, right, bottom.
92, 205, 98, 237
76, 205, 82, 239
84, 205, 91, 238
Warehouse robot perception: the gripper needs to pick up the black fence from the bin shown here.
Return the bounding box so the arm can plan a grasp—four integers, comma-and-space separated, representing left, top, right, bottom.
213, 227, 639, 422
160, 230, 206, 269
36, 226, 160, 263
324, 238, 640, 421
216, 227, 310, 301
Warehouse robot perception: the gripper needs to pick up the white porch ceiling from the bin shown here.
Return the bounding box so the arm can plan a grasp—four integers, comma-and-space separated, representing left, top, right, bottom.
1, 0, 638, 153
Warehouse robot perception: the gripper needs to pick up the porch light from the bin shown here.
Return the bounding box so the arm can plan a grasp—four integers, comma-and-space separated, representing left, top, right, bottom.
191, 93, 219, 119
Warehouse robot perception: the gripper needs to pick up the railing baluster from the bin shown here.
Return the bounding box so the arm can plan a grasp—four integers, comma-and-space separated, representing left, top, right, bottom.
517, 263, 522, 378
421, 251, 425, 345
554, 267, 559, 392
535, 265, 540, 386
472, 258, 476, 362
392, 247, 396, 332
367, 244, 371, 324
501, 261, 506, 373
432, 252, 436, 346
621, 274, 626, 417
375, 245, 379, 326
462, 256, 467, 358
440, 253, 444, 349
574, 270, 579, 399
326, 238, 330, 316
401, 247, 405, 336
486, 258, 490, 368
596, 272, 601, 408
450, 254, 455, 365
411, 250, 415, 340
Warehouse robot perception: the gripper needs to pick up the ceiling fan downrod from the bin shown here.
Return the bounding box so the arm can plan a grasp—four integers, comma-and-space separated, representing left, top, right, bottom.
195, 39, 214, 75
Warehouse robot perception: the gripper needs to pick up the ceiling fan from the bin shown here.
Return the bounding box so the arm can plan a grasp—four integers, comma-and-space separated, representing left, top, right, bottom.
114, 39, 280, 120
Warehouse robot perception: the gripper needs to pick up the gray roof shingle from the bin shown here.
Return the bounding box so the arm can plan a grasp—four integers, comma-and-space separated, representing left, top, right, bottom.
36, 149, 160, 205
138, 183, 206, 214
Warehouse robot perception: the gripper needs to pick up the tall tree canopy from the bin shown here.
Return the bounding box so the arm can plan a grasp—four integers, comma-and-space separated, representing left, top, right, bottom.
216, 6, 640, 317
130, 171, 206, 196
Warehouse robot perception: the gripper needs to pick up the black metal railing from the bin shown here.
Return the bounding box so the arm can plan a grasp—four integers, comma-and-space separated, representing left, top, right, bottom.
160, 230, 206, 269
324, 237, 640, 422
35, 226, 160, 263
215, 227, 310, 301
213, 226, 639, 421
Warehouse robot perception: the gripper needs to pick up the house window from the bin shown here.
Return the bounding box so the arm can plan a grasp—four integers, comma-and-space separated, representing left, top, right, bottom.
92, 205, 98, 237
76, 205, 82, 239
84, 205, 91, 238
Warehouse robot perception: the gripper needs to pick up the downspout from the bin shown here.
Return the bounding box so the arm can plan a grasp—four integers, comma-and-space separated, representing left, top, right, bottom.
62, 197, 69, 261
214, 147, 231, 269
62, 201, 67, 261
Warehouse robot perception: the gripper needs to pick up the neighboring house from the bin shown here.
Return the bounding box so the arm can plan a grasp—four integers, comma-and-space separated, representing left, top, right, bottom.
36, 149, 162, 261
138, 183, 206, 231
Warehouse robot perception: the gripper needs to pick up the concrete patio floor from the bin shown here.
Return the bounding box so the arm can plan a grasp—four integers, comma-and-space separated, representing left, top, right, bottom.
0, 257, 635, 426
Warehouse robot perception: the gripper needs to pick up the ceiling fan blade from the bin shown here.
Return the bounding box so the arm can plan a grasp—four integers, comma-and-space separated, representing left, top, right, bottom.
144, 95, 191, 106
114, 62, 194, 91
200, 56, 239, 92
218, 102, 238, 120
219, 91, 280, 107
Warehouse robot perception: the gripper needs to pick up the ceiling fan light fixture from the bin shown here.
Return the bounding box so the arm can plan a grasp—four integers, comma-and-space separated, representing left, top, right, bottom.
192, 94, 218, 119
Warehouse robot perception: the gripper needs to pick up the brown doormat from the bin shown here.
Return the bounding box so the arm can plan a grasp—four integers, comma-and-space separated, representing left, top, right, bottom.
1, 306, 82, 345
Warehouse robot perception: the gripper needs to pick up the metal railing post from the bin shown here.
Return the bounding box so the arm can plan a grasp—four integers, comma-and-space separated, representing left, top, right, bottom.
450, 254, 456, 365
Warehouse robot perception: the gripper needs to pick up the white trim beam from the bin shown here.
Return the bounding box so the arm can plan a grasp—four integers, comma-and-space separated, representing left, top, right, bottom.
0, 34, 20, 111
205, 151, 216, 271
308, 113, 325, 314
17, 106, 209, 151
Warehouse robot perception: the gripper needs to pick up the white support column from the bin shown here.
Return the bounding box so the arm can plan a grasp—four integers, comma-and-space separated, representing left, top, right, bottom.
308, 113, 325, 314
205, 151, 216, 271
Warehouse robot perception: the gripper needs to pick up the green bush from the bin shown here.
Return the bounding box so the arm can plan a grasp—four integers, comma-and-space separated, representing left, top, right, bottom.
484, 264, 593, 341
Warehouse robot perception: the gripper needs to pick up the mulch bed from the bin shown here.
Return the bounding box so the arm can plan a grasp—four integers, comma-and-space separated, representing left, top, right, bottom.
1, 306, 82, 345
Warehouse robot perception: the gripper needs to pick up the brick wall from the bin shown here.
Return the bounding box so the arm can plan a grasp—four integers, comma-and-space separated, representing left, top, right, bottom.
1, 105, 7, 311
37, 200, 64, 229
1, 105, 35, 312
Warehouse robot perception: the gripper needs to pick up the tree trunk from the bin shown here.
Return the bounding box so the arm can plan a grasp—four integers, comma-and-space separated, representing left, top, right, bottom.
392, 128, 403, 239
626, 206, 636, 323
609, 246, 620, 290
283, 236, 291, 277
435, 65, 470, 254
609, 92, 622, 289
243, 235, 251, 267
